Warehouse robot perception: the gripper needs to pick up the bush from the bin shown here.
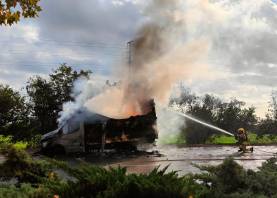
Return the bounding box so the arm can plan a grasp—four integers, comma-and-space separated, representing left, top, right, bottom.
27, 134, 42, 149
193, 157, 277, 198
0, 146, 52, 184
0, 147, 194, 198
0, 135, 12, 146
0, 147, 202, 198
1, 146, 277, 197
13, 141, 28, 150
0, 184, 50, 198
0, 135, 40, 150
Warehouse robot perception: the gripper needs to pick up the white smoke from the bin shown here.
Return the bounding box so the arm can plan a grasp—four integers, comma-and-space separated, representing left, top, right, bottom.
59, 0, 213, 125
58, 75, 111, 124
58, 0, 277, 139
156, 105, 185, 145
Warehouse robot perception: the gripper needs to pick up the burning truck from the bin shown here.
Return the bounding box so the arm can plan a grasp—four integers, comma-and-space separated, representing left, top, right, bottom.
40, 100, 158, 154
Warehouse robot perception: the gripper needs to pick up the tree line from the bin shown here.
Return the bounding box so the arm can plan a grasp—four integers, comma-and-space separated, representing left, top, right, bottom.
0, 65, 277, 142
170, 84, 277, 144
0, 64, 91, 140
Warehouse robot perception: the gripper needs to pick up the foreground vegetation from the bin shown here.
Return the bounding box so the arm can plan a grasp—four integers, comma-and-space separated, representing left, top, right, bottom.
0, 144, 277, 198
0, 135, 41, 150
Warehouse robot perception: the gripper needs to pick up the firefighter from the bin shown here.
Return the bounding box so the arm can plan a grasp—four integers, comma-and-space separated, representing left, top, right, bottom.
235, 128, 249, 152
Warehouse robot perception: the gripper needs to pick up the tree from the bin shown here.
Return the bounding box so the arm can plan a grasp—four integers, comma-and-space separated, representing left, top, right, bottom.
184, 94, 223, 144
171, 86, 258, 143
0, 0, 41, 25
257, 115, 276, 135
268, 91, 277, 120
170, 84, 198, 112
258, 91, 277, 135
26, 76, 57, 133
0, 84, 30, 139
49, 63, 91, 109
171, 87, 224, 143
26, 64, 91, 133
215, 99, 257, 133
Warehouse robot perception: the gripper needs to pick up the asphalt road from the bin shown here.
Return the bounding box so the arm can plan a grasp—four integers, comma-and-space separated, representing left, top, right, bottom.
1, 145, 277, 176
98, 145, 277, 175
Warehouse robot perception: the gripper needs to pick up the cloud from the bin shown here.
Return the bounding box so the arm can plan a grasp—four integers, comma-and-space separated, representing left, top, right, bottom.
179, 0, 277, 116
0, 0, 142, 89
0, 0, 276, 117
38, 0, 141, 43
207, 1, 277, 71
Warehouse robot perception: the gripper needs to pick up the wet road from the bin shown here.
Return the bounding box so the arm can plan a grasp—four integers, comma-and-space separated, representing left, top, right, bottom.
82, 145, 277, 175
20, 145, 276, 176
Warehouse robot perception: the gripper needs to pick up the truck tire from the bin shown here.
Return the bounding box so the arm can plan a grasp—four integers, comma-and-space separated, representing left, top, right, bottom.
52, 144, 66, 155
43, 144, 65, 156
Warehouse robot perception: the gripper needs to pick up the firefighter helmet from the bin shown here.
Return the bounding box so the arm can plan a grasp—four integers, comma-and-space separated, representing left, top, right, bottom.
238, 128, 245, 134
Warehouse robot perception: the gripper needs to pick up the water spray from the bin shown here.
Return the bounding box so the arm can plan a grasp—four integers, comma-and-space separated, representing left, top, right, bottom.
163, 106, 234, 137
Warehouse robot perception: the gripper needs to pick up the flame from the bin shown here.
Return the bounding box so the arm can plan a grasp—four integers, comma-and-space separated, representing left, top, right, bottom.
121, 103, 142, 117
106, 133, 129, 143
85, 87, 144, 119
121, 133, 128, 141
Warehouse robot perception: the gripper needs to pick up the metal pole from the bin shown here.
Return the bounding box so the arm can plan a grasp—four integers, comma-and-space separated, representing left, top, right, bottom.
101, 123, 106, 153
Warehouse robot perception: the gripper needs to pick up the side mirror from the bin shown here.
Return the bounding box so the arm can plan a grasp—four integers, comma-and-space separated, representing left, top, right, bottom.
58, 128, 63, 135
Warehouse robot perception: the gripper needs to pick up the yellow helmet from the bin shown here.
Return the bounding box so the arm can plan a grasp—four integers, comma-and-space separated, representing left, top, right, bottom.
238, 128, 245, 134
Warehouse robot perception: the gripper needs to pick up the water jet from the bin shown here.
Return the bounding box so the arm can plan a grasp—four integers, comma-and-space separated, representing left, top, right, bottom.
165, 107, 234, 137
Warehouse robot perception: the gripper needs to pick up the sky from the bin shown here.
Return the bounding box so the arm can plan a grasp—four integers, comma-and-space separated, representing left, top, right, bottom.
0, 0, 277, 117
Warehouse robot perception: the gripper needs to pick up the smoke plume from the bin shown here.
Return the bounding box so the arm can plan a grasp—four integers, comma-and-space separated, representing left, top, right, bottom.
59, 0, 214, 134
82, 0, 209, 118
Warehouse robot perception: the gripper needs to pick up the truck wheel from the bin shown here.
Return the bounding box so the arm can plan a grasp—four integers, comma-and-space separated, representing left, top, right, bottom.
49, 145, 65, 156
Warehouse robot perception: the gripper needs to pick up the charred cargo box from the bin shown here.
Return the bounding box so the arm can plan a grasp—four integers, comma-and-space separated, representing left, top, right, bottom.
40, 101, 157, 154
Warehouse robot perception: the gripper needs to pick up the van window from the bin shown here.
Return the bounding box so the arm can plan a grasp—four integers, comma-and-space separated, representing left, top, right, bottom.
62, 120, 80, 134
62, 124, 69, 134
68, 121, 80, 133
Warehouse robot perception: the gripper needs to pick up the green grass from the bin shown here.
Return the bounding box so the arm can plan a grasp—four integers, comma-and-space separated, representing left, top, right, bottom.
250, 133, 277, 144
158, 132, 277, 145
206, 135, 236, 144
158, 133, 186, 145
207, 133, 277, 145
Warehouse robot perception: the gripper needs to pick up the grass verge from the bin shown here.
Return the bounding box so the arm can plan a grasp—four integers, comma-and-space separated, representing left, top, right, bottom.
206, 133, 277, 145
158, 133, 186, 145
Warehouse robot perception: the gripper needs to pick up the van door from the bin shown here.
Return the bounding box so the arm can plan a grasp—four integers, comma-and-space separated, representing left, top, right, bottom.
59, 121, 83, 153
84, 123, 104, 152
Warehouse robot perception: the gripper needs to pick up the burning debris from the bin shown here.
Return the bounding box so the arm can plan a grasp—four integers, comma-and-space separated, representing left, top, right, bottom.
41, 100, 157, 154
85, 100, 157, 152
